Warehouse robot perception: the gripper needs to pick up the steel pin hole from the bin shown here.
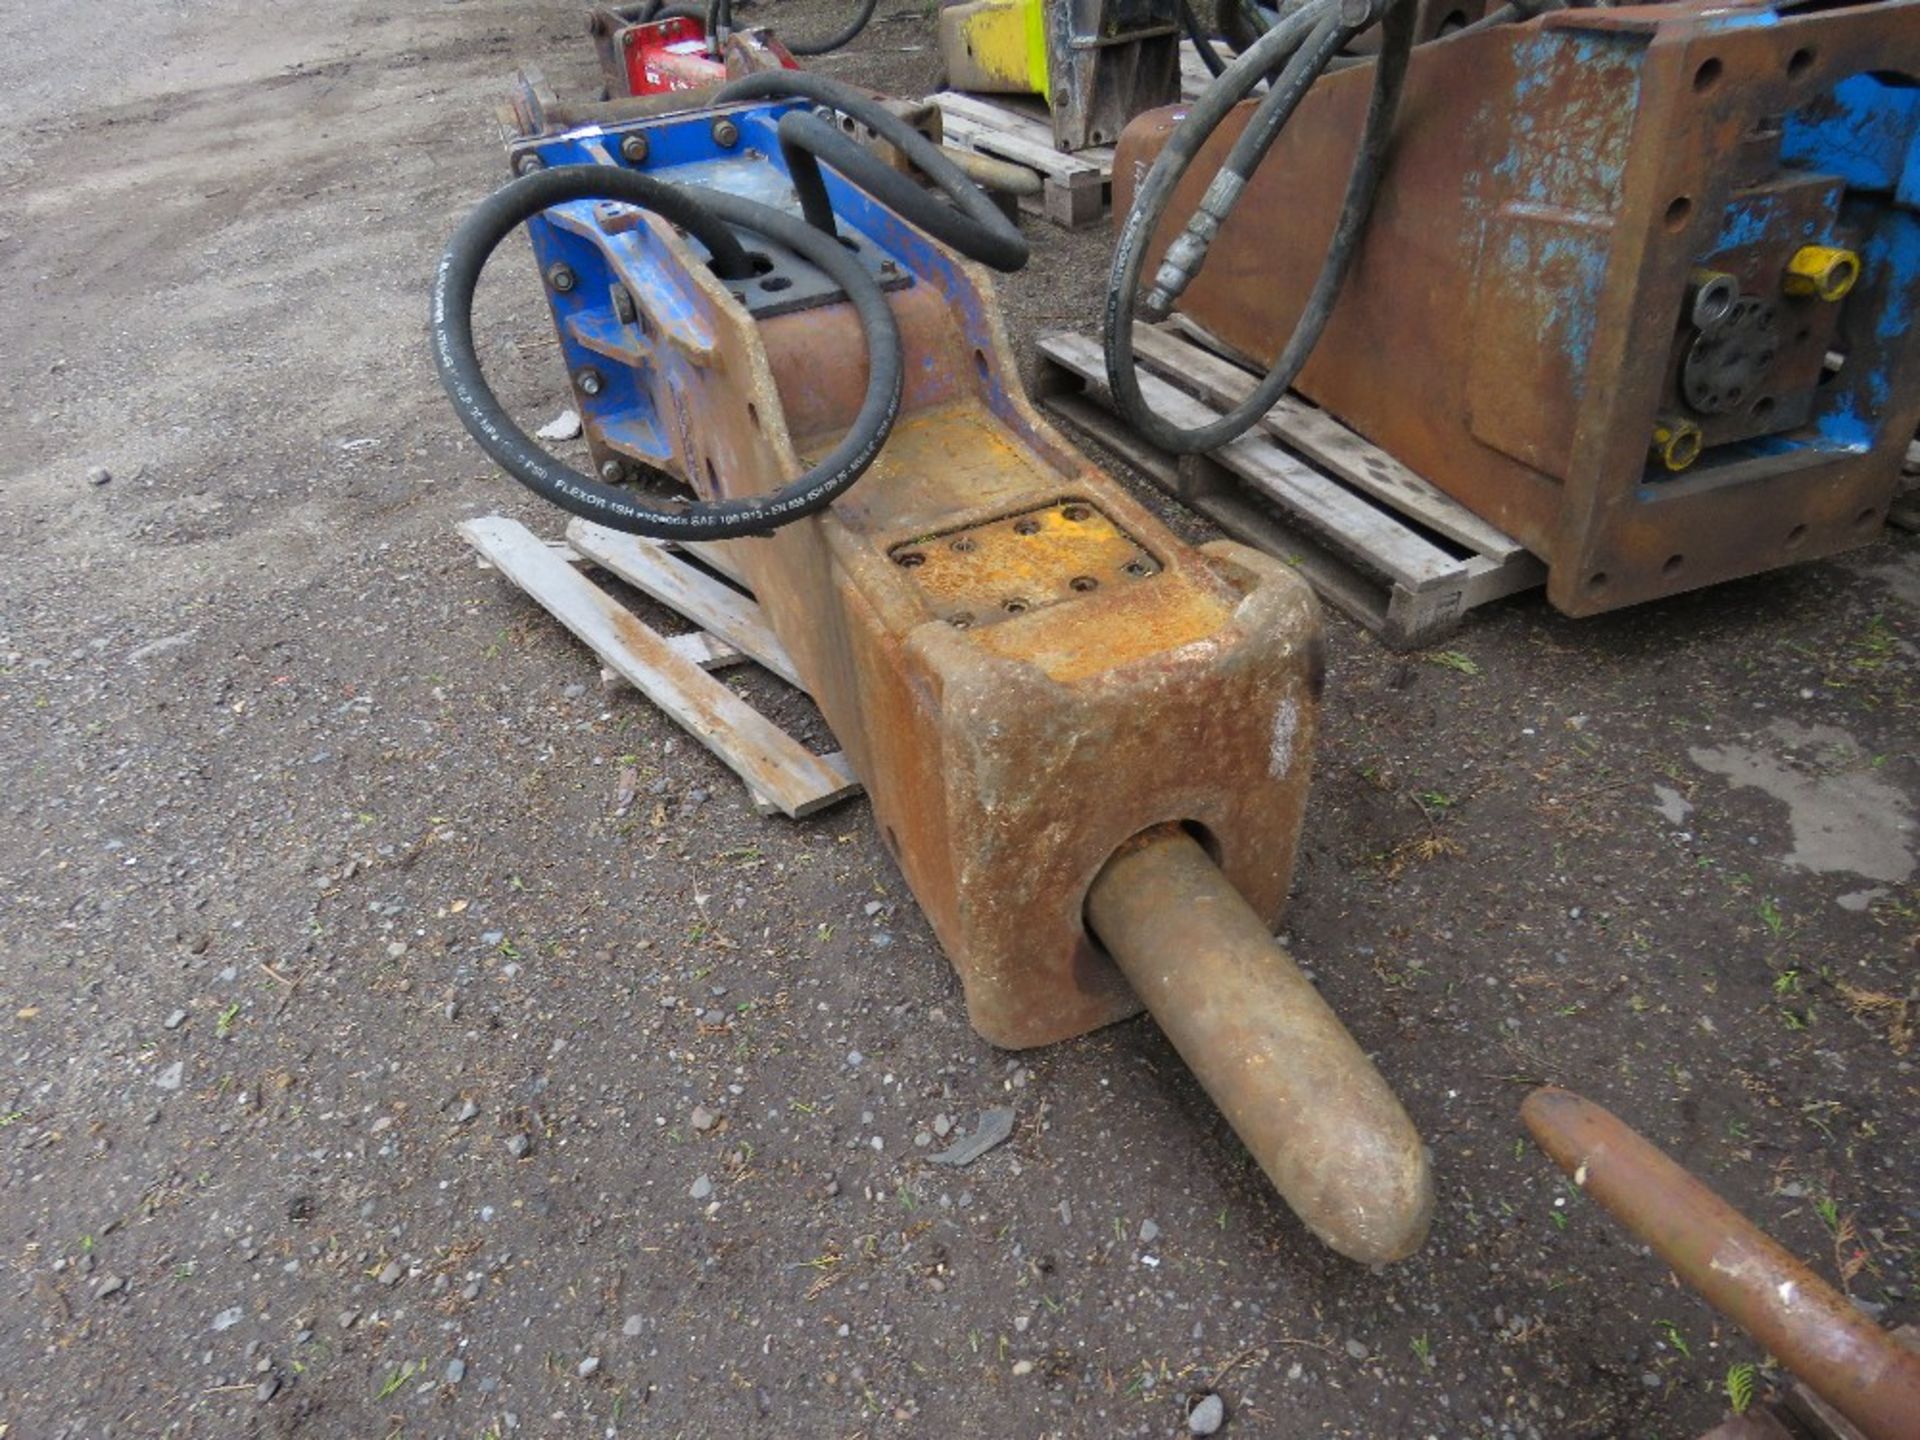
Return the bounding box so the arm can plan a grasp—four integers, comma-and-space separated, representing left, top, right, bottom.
894, 550, 927, 568
1012, 518, 1041, 536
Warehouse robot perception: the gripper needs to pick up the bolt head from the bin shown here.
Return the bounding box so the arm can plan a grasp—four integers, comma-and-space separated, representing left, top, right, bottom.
711, 117, 740, 148
599, 459, 625, 482
575, 369, 605, 397
514, 152, 545, 176
546, 264, 576, 294
620, 133, 650, 164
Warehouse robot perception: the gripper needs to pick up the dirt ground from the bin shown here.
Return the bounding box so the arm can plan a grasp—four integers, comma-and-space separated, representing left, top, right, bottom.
2, 2, 1916, 1437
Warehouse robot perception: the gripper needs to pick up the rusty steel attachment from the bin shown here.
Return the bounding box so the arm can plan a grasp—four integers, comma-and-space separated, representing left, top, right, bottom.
1523, 1088, 1920, 1440
1088, 826, 1431, 1263
439, 74, 1430, 1261
1114, 0, 1920, 615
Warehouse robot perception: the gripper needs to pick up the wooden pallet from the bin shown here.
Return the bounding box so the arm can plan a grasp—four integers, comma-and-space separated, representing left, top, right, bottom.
458, 515, 860, 819
1180, 37, 1233, 100
929, 42, 1234, 229
1034, 326, 1546, 648
931, 90, 1113, 229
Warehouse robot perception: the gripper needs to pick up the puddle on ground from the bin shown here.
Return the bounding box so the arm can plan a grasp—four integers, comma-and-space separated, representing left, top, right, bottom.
1847, 545, 1920, 619
1689, 719, 1916, 884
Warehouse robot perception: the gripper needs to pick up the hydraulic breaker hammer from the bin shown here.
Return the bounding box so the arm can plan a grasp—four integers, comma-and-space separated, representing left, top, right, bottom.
432, 73, 1432, 1263
1109, 0, 1920, 616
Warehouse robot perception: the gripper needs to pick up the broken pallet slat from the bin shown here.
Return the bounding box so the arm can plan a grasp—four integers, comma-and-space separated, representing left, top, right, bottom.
662, 631, 747, 670
565, 519, 804, 688
458, 515, 858, 819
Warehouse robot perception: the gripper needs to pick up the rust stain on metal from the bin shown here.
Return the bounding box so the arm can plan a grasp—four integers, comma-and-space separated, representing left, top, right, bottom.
1523, 1088, 1920, 1440
886, 498, 1158, 632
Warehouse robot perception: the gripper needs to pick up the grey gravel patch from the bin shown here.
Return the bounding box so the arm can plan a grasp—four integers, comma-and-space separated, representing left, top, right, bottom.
504, 1133, 531, 1158
689, 1175, 713, 1201
376, 1260, 403, 1286
163, 1008, 187, 1030
255, 1375, 280, 1404
454, 1098, 480, 1123
926, 1107, 1015, 1167
690, 1104, 719, 1132
1139, 1218, 1160, 1243
212, 1306, 245, 1332
1344, 1339, 1369, 1361
86, 465, 112, 486
1651, 784, 1693, 825
1838, 886, 1888, 912
154, 1060, 185, 1091
622, 1315, 644, 1337
128, 632, 193, 664
94, 1275, 126, 1300
577, 1356, 600, 1379
445, 1358, 467, 1385
1187, 1392, 1225, 1436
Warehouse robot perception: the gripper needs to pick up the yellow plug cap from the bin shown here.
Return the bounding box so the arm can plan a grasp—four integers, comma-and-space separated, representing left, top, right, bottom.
1651, 417, 1703, 473
1783, 245, 1860, 302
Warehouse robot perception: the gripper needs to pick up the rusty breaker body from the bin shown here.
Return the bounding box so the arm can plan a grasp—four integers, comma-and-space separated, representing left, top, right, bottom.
474, 92, 1432, 1262
1115, 0, 1920, 616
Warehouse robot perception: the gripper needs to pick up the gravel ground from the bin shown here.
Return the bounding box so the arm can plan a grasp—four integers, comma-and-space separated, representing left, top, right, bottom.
2, 3, 1916, 1438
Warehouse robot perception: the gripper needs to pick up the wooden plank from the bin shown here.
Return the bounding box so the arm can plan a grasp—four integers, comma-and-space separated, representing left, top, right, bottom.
1140, 323, 1528, 560
565, 519, 804, 688
932, 94, 1111, 179
668, 633, 747, 669
1039, 331, 1468, 590
475, 537, 580, 571
459, 516, 858, 819
934, 98, 1110, 228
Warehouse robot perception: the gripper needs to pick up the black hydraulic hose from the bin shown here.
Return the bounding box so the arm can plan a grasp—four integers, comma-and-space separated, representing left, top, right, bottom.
781, 0, 883, 55
1180, 0, 1230, 78
716, 70, 1030, 272
431, 165, 903, 539
1103, 0, 1415, 454
614, 0, 710, 22
704, 0, 882, 56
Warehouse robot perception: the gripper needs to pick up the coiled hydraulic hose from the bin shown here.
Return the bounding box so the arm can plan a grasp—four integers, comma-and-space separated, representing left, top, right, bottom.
704, 0, 882, 55
715, 71, 1030, 272
432, 166, 903, 540
1103, 0, 1415, 454
434, 80, 1026, 537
